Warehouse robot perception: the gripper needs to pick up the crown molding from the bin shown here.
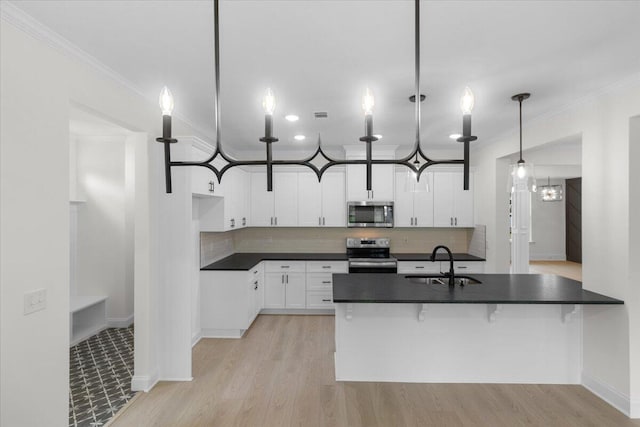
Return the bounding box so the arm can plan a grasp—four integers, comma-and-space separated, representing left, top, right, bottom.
0, 0, 214, 141
478, 71, 640, 152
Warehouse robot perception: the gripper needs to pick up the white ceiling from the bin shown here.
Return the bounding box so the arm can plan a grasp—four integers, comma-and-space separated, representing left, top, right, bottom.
10, 1, 640, 155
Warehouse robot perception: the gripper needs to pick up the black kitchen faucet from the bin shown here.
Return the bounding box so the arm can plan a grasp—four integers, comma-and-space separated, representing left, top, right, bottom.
431, 245, 455, 286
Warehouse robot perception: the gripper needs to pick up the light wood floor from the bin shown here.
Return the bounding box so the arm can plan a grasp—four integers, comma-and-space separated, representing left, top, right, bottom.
529, 260, 582, 281
112, 314, 638, 427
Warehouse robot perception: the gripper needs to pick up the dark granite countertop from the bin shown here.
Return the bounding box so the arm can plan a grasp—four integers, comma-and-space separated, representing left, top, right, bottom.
201, 252, 484, 270
332, 273, 623, 305
201, 253, 349, 270
393, 253, 485, 262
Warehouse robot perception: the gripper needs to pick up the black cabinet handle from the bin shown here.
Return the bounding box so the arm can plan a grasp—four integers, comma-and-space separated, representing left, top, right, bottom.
322, 281, 331, 284
322, 299, 331, 302
209, 181, 215, 192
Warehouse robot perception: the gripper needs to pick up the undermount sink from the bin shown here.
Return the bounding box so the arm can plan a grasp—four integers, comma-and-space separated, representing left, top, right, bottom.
405, 275, 482, 286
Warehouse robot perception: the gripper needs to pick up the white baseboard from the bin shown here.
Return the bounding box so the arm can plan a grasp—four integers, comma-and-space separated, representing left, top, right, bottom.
631, 397, 640, 419
192, 331, 202, 347
582, 373, 630, 417
107, 314, 134, 328
160, 377, 194, 382
530, 254, 567, 261
260, 308, 335, 315
131, 371, 159, 392
201, 328, 245, 339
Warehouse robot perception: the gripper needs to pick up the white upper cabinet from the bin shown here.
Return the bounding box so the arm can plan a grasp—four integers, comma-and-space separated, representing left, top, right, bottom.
250, 172, 275, 226
199, 166, 250, 231
394, 171, 434, 227
433, 171, 474, 227
346, 164, 394, 201
298, 171, 346, 227
250, 171, 298, 227
190, 145, 221, 197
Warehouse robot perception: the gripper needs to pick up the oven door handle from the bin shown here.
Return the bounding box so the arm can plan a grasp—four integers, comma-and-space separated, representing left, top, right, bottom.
349, 261, 398, 268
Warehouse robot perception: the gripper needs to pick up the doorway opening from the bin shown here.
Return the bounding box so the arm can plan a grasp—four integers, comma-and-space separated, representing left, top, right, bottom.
68, 106, 143, 426
505, 135, 582, 280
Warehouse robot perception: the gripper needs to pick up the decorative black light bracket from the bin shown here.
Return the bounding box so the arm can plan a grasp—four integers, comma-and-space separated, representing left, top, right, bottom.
157, 0, 475, 194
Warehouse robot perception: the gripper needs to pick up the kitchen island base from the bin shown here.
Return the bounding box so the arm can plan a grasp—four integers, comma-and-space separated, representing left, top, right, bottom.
334, 302, 582, 384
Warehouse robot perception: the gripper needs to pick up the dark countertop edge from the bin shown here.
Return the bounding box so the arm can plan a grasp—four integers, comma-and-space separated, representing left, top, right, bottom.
332, 299, 624, 305
201, 252, 485, 270
393, 253, 486, 262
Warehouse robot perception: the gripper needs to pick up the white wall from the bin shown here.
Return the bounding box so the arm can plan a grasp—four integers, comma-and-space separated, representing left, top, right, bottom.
472, 78, 640, 416
75, 134, 134, 325
530, 179, 566, 260
1, 16, 199, 424
1, 18, 70, 427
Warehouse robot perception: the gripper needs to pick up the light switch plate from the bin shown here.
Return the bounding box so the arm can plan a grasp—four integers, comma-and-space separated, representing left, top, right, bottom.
24, 288, 46, 315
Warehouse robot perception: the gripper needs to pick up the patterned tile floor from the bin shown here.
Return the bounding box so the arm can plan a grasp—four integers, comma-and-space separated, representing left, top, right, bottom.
69, 325, 136, 427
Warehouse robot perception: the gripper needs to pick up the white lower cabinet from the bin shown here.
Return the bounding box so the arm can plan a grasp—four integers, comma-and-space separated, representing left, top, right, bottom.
200, 262, 264, 338
305, 261, 348, 310
264, 261, 306, 308
398, 261, 485, 274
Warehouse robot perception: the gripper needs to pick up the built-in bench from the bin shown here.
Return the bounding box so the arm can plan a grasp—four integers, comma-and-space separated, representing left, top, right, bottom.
70, 295, 107, 346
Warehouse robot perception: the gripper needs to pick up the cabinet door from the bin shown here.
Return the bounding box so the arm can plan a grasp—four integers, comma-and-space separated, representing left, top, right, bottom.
250, 172, 275, 226
298, 172, 322, 226
284, 273, 306, 308
240, 170, 251, 228
273, 172, 298, 226
346, 165, 369, 201
453, 172, 474, 227
413, 172, 434, 227
321, 172, 346, 226
371, 164, 394, 201
223, 168, 238, 231
191, 146, 218, 197
433, 172, 455, 227
394, 171, 414, 227
264, 273, 285, 308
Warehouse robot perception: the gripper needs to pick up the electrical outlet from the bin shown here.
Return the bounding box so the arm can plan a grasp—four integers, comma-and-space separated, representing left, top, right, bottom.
24, 288, 46, 315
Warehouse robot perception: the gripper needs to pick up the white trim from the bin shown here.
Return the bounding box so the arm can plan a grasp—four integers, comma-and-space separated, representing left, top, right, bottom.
529, 253, 567, 261
159, 377, 194, 382
582, 373, 630, 417
177, 135, 215, 153
131, 372, 159, 393
201, 328, 245, 339
191, 331, 202, 348
631, 397, 640, 419
0, 1, 212, 140
107, 314, 134, 328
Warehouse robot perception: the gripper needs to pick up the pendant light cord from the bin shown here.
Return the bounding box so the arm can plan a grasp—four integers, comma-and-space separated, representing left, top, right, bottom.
518, 97, 523, 163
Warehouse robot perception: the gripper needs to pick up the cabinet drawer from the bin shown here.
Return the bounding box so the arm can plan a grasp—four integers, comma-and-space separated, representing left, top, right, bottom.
265, 261, 306, 273
306, 261, 348, 273
248, 262, 264, 282
397, 261, 441, 274
307, 273, 333, 291
453, 261, 485, 274
306, 291, 334, 309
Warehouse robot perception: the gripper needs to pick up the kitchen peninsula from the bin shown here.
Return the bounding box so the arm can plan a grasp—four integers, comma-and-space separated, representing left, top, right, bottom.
333, 273, 622, 384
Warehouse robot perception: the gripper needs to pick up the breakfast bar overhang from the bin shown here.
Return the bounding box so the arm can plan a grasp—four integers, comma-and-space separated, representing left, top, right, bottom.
332, 273, 623, 384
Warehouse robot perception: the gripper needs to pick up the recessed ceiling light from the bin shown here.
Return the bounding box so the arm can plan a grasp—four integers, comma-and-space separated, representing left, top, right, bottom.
374, 134, 383, 139
285, 115, 299, 122
449, 133, 462, 140
294, 134, 306, 141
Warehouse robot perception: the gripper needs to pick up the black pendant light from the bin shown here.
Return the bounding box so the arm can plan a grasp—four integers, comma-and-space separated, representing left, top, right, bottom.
510, 93, 536, 192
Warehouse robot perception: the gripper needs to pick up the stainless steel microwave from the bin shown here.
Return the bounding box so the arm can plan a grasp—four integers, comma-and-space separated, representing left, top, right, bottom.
347, 201, 394, 228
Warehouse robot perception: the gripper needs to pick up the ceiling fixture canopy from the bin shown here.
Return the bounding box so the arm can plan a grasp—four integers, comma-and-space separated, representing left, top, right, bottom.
155, 0, 477, 194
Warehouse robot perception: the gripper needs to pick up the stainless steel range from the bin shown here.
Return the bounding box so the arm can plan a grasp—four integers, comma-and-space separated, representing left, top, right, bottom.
347, 237, 397, 273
